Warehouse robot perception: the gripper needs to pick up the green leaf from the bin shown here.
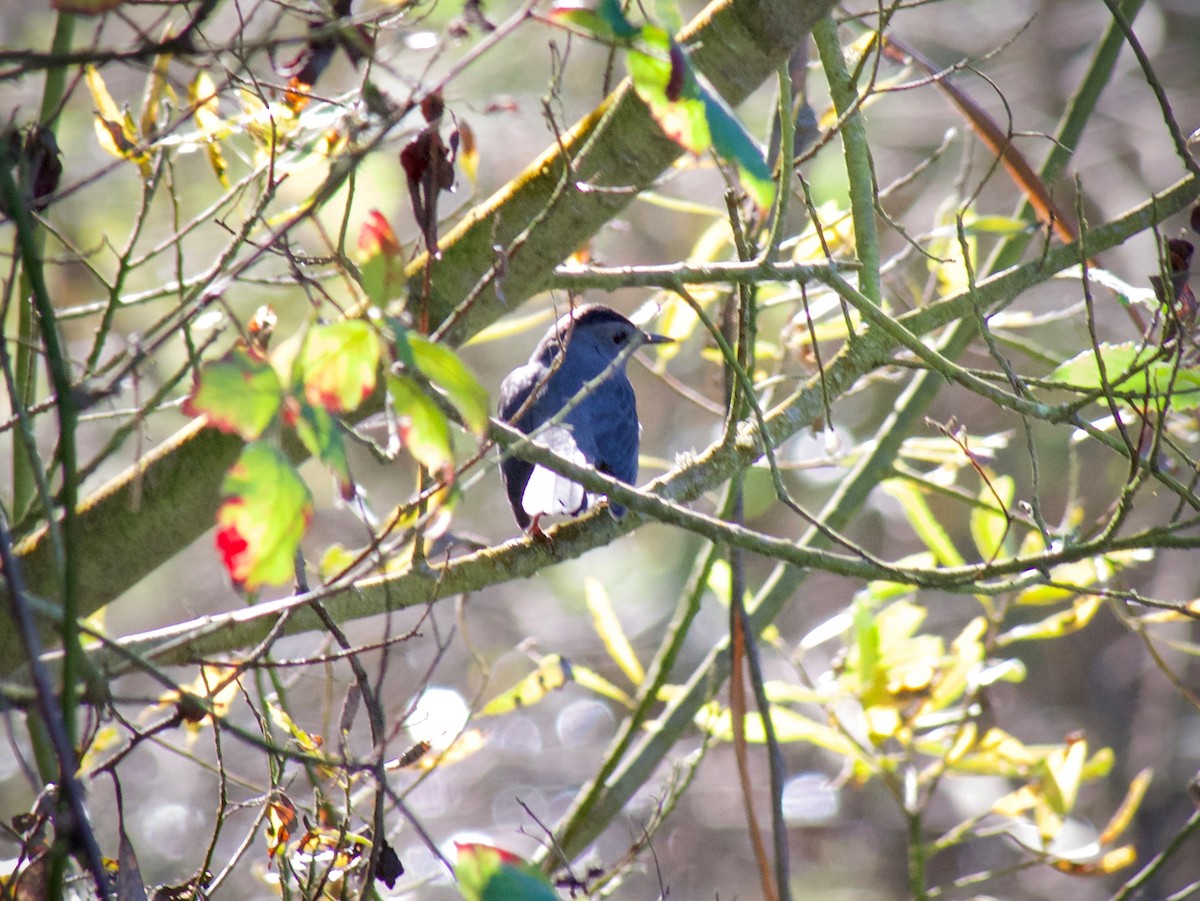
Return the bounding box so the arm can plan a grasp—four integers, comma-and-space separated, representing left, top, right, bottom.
627, 31, 774, 210
699, 77, 774, 210
356, 210, 406, 305
970, 474, 1014, 561
1049, 342, 1200, 410
388, 373, 455, 477
399, 329, 491, 435
881, 479, 965, 567
628, 39, 709, 152
215, 442, 312, 590
184, 347, 284, 439
455, 844, 559, 901
298, 320, 382, 413
549, 0, 640, 41
292, 402, 353, 499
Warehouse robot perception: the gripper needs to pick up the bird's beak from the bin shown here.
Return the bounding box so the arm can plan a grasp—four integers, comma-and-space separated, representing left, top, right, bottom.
642, 331, 674, 346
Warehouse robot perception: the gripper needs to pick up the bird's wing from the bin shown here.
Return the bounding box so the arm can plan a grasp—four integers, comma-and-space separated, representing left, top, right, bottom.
497, 363, 544, 531
497, 363, 542, 424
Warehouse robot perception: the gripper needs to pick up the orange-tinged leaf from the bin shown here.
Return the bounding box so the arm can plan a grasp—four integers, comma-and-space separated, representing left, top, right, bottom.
266, 794, 298, 859
215, 443, 312, 590
456, 120, 478, 184
357, 210, 406, 305
184, 347, 284, 439
1052, 845, 1136, 875
298, 320, 381, 413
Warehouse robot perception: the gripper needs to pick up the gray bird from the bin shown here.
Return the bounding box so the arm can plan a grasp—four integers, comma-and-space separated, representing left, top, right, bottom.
498, 304, 671, 533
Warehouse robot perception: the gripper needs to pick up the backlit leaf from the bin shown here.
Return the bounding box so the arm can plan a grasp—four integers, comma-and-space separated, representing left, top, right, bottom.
215, 443, 312, 590
388, 374, 455, 477
571, 663, 635, 707
399, 330, 490, 435
183, 347, 284, 439
298, 320, 381, 413
1042, 737, 1087, 816
628, 38, 709, 153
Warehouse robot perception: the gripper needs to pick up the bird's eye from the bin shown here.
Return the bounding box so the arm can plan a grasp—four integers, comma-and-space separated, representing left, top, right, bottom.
612, 329, 628, 345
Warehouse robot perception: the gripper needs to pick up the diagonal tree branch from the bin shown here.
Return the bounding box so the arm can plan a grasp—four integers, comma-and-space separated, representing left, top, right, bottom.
26, 170, 1200, 679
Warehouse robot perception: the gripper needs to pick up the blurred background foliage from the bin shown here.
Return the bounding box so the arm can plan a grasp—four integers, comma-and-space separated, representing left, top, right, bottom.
3, 0, 1200, 898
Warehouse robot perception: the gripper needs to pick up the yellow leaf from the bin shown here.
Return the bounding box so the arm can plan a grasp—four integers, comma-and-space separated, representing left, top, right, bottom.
478, 655, 572, 716
585, 578, 644, 686
416, 729, 485, 770
78, 724, 123, 774
190, 71, 229, 186
86, 66, 147, 169
571, 664, 635, 707
1042, 738, 1087, 815
1098, 768, 1152, 845
970, 473, 1013, 561
456, 120, 478, 184
139, 51, 172, 139
1052, 845, 1137, 875
1034, 794, 1065, 843
998, 596, 1104, 645
992, 783, 1038, 817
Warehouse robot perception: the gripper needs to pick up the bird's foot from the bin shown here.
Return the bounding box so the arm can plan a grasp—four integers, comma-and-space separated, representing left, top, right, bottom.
527, 515, 554, 546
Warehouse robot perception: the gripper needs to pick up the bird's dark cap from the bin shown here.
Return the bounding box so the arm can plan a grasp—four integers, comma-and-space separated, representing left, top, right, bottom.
558, 303, 673, 344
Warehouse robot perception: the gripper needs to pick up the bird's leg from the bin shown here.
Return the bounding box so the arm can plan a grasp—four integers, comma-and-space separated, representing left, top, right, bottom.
527, 514, 553, 545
